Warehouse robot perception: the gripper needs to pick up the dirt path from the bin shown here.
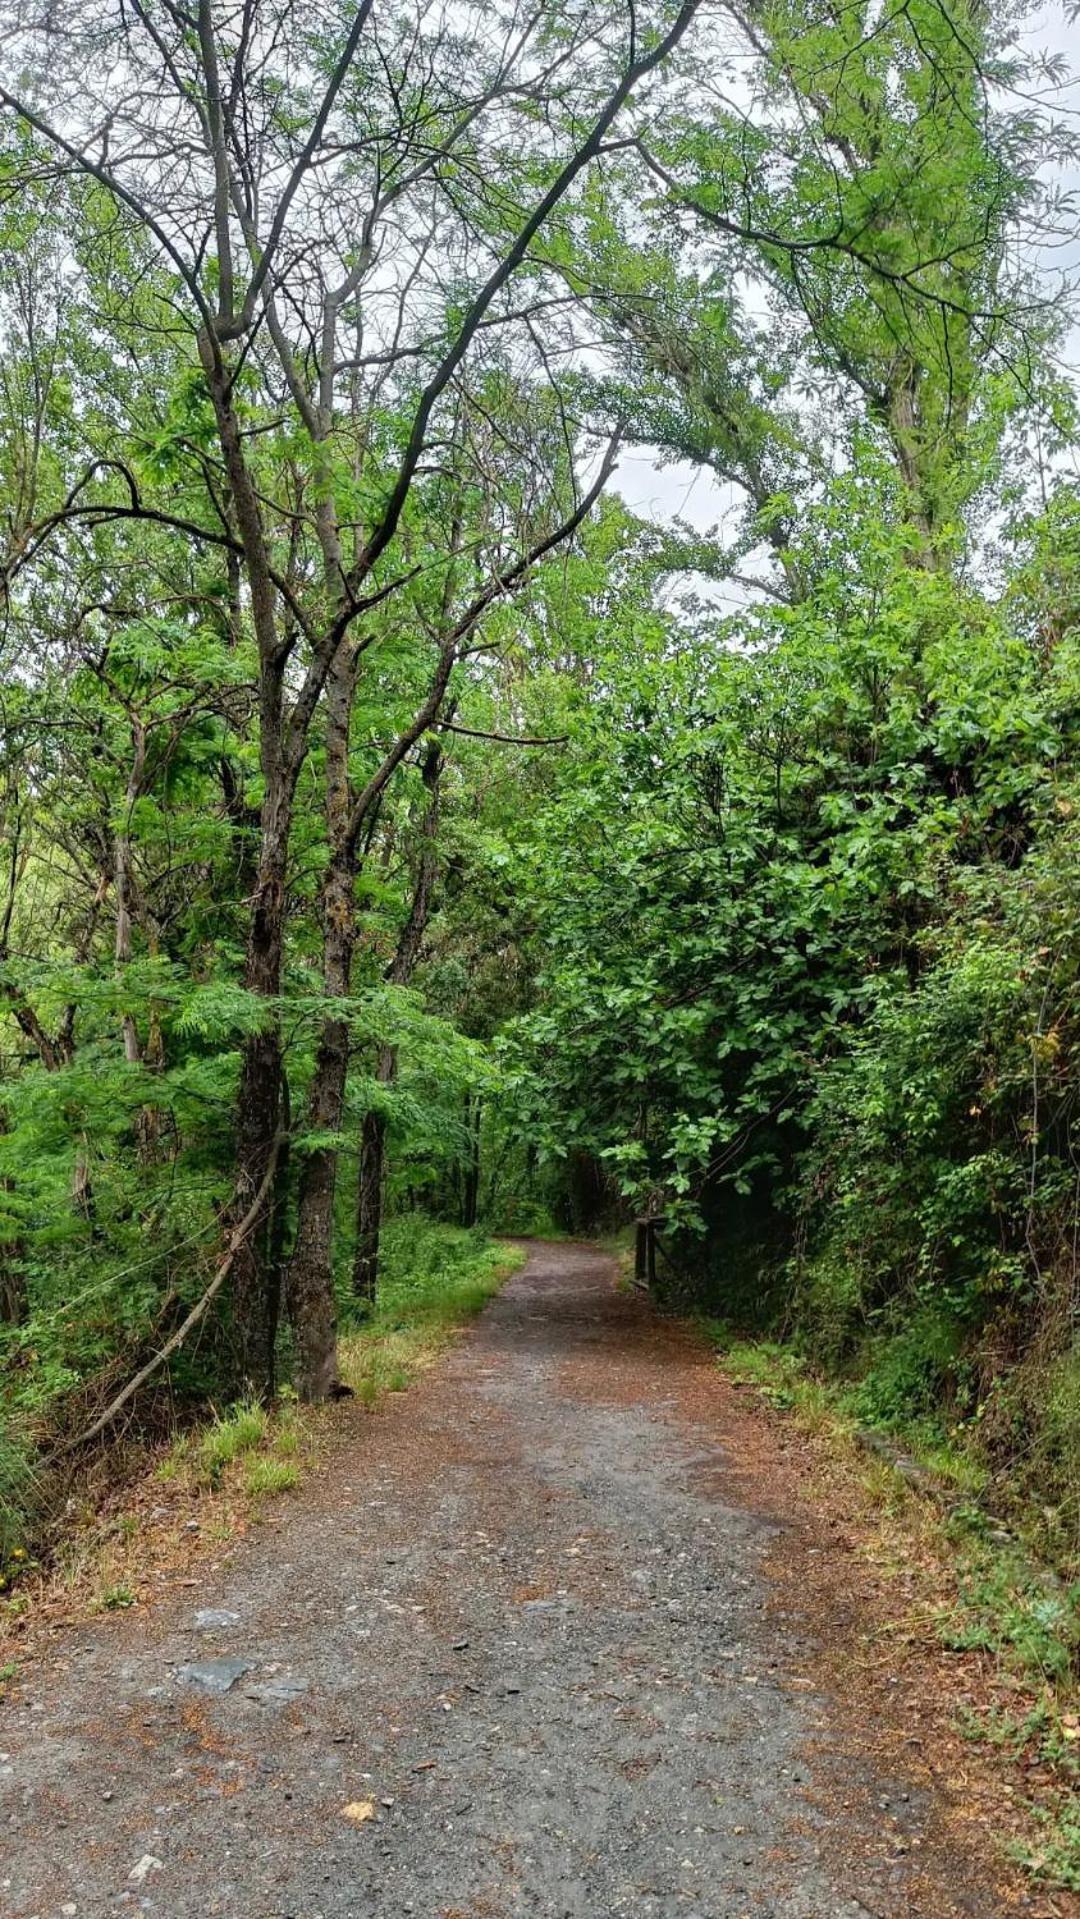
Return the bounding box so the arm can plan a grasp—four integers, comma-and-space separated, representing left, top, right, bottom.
0, 1242, 1055, 1918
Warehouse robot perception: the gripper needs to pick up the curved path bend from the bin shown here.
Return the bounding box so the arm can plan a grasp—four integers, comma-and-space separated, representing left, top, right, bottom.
0, 1242, 1040, 1917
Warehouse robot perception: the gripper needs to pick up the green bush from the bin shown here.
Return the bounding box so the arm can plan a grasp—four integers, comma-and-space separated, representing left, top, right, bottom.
354, 1216, 510, 1330
1044, 1349, 1080, 1494
853, 1312, 967, 1429
0, 1423, 36, 1571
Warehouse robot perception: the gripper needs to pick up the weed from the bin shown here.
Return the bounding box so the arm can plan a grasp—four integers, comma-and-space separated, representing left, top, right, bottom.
197, 1401, 269, 1483
938, 1555, 1080, 1686
154, 1436, 193, 1483
1014, 1797, 1080, 1892
243, 1456, 299, 1498
95, 1582, 136, 1612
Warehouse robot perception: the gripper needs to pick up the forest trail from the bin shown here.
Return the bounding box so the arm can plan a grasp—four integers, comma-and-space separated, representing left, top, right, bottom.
0, 1242, 1049, 1919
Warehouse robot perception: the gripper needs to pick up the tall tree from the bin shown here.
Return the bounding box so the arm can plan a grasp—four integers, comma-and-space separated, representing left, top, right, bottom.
0, 0, 702, 1393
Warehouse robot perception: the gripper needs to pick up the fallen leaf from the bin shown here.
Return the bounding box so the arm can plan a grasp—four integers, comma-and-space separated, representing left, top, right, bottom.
342, 1800, 375, 1824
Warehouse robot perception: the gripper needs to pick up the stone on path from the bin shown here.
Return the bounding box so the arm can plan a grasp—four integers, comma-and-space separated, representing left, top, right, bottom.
176, 1656, 252, 1694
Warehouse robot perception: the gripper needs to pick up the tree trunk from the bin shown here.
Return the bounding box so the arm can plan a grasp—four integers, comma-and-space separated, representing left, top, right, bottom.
73, 1134, 96, 1231
114, 733, 145, 1069
282, 605, 358, 1398
264, 1068, 292, 1401
225, 807, 289, 1392
286, 859, 352, 1398
351, 739, 446, 1306
228, 1033, 282, 1390
353, 1051, 392, 1305
135, 995, 165, 1163
461, 1091, 481, 1229
0, 1253, 26, 1325
201, 329, 294, 1399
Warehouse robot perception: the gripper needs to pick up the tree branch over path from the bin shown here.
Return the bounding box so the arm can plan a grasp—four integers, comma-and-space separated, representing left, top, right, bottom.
437, 722, 569, 746
350, 1, 702, 589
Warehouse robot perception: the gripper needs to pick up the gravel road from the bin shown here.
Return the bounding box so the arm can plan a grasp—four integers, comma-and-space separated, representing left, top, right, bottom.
0, 1241, 1033, 1917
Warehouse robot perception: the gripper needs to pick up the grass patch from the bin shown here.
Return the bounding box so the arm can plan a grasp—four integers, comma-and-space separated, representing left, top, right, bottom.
93, 1582, 136, 1612
339, 1222, 523, 1409
705, 1323, 1080, 1893
708, 1330, 854, 1437
156, 1396, 306, 1502
937, 1529, 1080, 1686
243, 1455, 299, 1499
197, 1400, 270, 1483
1019, 1794, 1080, 1893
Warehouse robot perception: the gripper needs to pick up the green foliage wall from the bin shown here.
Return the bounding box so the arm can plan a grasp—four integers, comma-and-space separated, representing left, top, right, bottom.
481, 483, 1080, 1554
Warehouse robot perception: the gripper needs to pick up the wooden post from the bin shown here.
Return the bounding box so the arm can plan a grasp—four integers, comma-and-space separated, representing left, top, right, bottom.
634, 1218, 651, 1289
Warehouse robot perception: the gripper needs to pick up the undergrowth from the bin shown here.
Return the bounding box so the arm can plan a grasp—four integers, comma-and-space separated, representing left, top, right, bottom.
1, 1219, 519, 1644
156, 1395, 298, 1496
707, 1326, 1080, 1893
339, 1219, 524, 1404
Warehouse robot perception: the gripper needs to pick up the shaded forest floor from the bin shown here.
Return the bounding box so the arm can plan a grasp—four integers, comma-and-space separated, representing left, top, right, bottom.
0, 1241, 1074, 1917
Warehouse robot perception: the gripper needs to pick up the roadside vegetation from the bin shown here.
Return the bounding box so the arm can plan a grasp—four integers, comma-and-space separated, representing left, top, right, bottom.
709, 1331, 1080, 1890
339, 1223, 523, 1406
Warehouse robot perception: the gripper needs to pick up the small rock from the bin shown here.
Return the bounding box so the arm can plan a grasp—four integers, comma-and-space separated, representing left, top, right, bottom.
193, 1609, 240, 1632
245, 1675, 309, 1705
176, 1657, 251, 1695
127, 1856, 163, 1885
